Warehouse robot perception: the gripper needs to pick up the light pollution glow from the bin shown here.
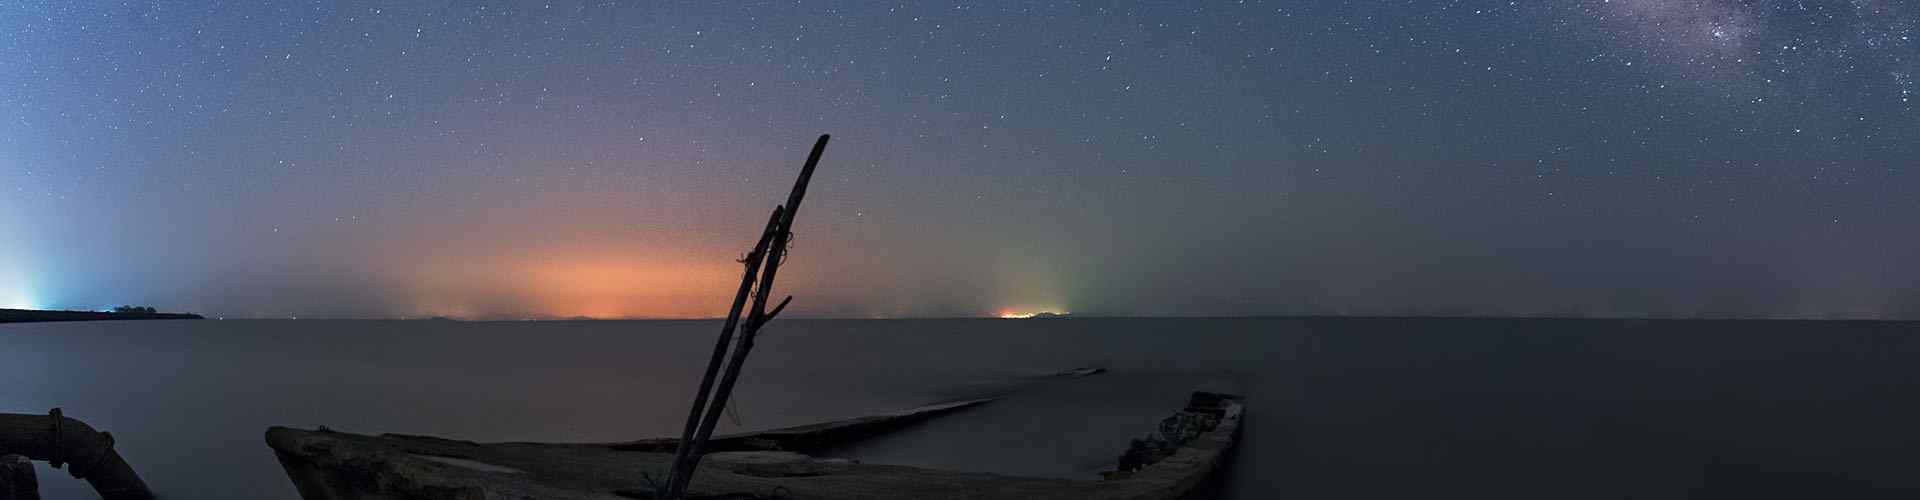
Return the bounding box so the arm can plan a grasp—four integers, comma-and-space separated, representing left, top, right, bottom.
997, 309, 1067, 319
1, 291, 36, 311
396, 249, 747, 319
0, 265, 39, 310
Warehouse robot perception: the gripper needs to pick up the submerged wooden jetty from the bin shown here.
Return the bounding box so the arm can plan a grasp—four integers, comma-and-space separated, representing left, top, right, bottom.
265, 390, 1243, 499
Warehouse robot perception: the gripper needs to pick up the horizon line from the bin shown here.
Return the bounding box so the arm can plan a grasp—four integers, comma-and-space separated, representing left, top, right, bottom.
169, 313, 1920, 323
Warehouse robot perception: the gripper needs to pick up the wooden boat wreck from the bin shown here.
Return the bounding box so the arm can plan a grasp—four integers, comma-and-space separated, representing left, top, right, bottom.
265, 390, 1243, 499
266, 136, 1244, 498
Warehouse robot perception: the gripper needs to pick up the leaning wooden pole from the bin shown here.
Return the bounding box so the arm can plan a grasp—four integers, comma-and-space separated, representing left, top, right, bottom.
661, 206, 783, 493
661, 134, 830, 499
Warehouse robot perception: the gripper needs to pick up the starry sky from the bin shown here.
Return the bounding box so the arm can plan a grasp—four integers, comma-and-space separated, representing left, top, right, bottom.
3, 1, 1918, 319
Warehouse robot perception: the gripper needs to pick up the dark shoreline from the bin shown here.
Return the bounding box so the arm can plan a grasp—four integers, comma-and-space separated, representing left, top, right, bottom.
0, 308, 204, 324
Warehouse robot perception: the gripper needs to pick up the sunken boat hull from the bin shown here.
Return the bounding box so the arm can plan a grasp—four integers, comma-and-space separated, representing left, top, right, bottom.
265, 392, 1242, 500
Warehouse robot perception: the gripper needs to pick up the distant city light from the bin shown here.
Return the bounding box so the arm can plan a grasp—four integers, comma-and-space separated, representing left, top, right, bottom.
1, 290, 38, 310
997, 310, 1065, 319
1, 265, 38, 309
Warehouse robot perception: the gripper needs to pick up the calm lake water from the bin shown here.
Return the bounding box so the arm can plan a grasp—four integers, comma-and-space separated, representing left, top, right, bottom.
4, 318, 1920, 499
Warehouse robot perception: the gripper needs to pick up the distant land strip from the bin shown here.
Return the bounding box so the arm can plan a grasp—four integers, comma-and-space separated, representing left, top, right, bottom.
0, 308, 205, 324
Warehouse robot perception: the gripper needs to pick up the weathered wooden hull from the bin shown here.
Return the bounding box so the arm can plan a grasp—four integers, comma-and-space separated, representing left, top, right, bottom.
265, 392, 1242, 500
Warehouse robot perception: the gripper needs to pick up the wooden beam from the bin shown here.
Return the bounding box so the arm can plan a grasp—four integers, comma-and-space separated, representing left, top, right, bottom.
662, 206, 784, 494
662, 134, 830, 499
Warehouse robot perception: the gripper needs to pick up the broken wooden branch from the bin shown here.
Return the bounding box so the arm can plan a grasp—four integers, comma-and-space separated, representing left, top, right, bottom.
662, 206, 785, 495
761, 296, 794, 325
661, 134, 830, 499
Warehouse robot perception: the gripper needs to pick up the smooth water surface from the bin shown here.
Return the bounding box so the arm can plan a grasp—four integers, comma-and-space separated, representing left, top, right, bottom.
4, 318, 1919, 498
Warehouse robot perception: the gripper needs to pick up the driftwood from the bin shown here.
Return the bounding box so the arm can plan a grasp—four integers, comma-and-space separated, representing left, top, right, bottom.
0, 409, 153, 500
662, 134, 831, 499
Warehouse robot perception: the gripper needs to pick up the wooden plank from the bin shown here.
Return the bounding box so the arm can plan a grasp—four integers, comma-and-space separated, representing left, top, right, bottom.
613, 396, 997, 453
664, 134, 831, 499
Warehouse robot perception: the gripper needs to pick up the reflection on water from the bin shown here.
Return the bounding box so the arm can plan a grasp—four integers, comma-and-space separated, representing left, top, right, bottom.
4, 318, 1920, 499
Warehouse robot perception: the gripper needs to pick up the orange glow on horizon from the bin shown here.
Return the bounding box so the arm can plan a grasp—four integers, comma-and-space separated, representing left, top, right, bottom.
402, 247, 757, 319
521, 255, 735, 319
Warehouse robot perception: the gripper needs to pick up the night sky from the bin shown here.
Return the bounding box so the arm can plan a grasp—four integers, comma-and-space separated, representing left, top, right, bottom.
4, 1, 1918, 319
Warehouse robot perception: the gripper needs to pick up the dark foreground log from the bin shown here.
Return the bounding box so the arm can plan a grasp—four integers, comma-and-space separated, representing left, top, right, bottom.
0, 410, 153, 500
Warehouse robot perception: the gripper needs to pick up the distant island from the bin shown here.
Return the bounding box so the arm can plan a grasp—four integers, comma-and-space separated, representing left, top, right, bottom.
0, 306, 205, 324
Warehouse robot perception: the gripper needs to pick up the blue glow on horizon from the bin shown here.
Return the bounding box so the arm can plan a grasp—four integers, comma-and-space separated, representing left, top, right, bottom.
1, 268, 41, 310
1, 290, 38, 310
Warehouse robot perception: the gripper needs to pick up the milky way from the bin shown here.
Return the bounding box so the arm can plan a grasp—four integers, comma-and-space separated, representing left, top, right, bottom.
1602, 0, 1761, 58
1595, 0, 1918, 98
